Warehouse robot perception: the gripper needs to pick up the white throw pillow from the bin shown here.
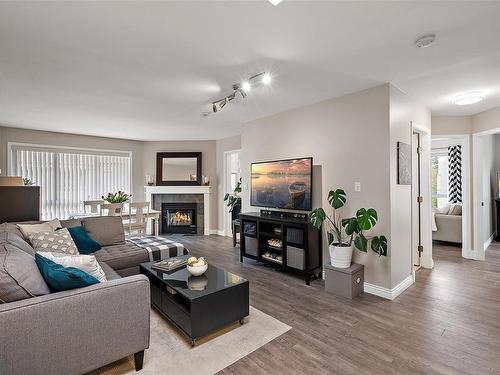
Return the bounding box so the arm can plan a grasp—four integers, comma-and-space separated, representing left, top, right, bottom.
17, 219, 62, 239
37, 251, 107, 282
29, 228, 79, 255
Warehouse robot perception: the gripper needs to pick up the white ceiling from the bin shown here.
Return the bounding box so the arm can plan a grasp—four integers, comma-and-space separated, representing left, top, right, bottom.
1, 1, 500, 141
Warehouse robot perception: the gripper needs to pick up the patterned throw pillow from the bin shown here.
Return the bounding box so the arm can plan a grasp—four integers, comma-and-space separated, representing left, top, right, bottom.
29, 228, 79, 255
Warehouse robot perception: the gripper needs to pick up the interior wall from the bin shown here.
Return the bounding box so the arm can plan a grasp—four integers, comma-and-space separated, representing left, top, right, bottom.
480, 135, 496, 242
473, 106, 500, 133
142, 140, 217, 231
432, 116, 472, 135
0, 126, 144, 198
241, 84, 393, 288
389, 85, 432, 283
215, 135, 241, 234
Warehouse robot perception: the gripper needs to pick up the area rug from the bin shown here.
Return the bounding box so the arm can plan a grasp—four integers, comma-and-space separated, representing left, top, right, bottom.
89, 306, 291, 375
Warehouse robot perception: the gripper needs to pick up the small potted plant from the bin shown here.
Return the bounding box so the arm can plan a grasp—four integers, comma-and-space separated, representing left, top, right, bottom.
101, 191, 131, 203
223, 178, 242, 213
309, 188, 387, 268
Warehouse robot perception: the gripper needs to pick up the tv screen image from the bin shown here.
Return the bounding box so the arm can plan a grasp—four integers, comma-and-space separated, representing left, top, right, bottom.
251, 157, 312, 211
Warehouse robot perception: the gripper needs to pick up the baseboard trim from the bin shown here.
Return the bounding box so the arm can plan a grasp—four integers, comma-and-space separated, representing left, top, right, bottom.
484, 233, 495, 251
364, 274, 414, 300
209, 230, 226, 236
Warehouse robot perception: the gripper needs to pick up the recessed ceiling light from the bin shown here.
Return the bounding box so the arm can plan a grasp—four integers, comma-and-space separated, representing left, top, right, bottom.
262, 73, 272, 85
452, 91, 485, 106
414, 34, 436, 48
268, 0, 283, 5
241, 81, 251, 92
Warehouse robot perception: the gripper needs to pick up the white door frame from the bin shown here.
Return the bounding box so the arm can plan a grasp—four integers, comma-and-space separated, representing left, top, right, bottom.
431, 134, 473, 259
222, 149, 241, 237
412, 125, 433, 269
472, 127, 500, 260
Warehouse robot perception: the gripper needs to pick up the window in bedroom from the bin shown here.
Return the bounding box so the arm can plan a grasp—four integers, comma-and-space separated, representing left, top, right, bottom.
9, 144, 132, 220
431, 150, 449, 209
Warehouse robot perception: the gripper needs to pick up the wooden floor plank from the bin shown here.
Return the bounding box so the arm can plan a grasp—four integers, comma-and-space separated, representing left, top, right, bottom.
170, 235, 500, 375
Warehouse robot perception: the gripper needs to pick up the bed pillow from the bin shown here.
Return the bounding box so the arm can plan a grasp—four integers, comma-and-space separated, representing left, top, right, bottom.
35, 253, 100, 292
17, 219, 62, 239
29, 228, 79, 255
37, 251, 107, 282
67, 226, 101, 254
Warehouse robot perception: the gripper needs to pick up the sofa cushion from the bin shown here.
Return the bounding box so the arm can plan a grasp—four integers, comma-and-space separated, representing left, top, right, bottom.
35, 253, 100, 292
82, 216, 125, 246
0, 222, 31, 239
98, 261, 121, 281
0, 243, 51, 303
67, 226, 102, 254
17, 219, 61, 239
37, 251, 107, 282
6, 232, 35, 256
93, 242, 149, 271
29, 228, 79, 255
60, 218, 83, 228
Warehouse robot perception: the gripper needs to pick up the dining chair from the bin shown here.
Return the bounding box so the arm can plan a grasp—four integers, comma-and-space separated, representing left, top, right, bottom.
100, 203, 123, 217
83, 200, 104, 215
125, 202, 150, 237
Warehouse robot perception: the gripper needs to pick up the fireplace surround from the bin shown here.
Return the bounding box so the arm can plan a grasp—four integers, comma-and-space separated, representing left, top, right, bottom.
145, 185, 211, 236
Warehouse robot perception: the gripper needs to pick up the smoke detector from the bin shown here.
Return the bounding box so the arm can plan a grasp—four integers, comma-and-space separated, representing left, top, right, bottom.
414, 34, 436, 48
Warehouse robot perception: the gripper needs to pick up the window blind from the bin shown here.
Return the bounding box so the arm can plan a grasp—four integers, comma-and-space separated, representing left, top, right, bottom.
10, 145, 131, 220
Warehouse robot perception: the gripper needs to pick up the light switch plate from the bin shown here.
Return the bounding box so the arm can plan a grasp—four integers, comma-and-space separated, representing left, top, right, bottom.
354, 182, 361, 192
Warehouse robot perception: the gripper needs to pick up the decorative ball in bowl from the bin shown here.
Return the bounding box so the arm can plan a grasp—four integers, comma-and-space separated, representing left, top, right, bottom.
186, 256, 208, 276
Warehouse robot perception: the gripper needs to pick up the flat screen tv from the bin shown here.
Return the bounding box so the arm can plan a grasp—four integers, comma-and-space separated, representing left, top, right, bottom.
250, 157, 312, 211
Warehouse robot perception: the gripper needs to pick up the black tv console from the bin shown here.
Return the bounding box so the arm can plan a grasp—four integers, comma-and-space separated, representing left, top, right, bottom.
239, 211, 322, 285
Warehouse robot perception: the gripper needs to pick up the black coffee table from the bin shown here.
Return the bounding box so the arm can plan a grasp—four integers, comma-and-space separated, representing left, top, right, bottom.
139, 262, 249, 346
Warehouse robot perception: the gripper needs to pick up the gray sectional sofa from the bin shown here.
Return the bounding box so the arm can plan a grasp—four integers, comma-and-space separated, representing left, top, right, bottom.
0, 216, 160, 375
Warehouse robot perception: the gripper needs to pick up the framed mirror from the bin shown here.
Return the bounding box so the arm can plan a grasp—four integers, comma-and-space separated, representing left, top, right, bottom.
156, 152, 202, 186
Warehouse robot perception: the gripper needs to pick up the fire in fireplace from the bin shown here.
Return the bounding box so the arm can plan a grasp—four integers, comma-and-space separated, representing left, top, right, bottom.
161, 203, 197, 234
169, 211, 192, 226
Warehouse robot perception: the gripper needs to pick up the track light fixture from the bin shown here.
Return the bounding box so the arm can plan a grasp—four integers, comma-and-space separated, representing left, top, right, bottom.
206, 71, 272, 115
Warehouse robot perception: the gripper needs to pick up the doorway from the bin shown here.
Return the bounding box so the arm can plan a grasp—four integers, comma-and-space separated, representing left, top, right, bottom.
411, 125, 433, 271
473, 129, 500, 260
223, 149, 241, 236
431, 135, 472, 260
412, 132, 423, 269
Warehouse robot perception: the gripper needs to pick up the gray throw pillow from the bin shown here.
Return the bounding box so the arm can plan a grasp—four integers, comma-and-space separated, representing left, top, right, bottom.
83, 216, 125, 246
449, 204, 462, 216
29, 228, 79, 255
0, 243, 51, 303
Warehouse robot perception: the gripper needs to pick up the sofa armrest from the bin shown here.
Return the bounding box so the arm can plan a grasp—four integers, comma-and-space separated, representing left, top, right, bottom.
0, 275, 150, 375
433, 214, 462, 243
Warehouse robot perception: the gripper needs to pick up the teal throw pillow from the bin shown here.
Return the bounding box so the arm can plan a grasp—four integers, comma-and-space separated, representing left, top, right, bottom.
66, 226, 101, 254
35, 253, 100, 292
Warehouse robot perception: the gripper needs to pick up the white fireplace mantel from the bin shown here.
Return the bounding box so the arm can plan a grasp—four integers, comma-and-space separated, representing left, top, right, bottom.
144, 185, 211, 235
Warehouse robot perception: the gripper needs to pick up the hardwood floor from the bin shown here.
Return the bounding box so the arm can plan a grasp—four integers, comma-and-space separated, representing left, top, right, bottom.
173, 235, 500, 375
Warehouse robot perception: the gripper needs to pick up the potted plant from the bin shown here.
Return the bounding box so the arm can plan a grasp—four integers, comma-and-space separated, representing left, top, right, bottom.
309, 188, 387, 268
101, 191, 131, 203
223, 178, 242, 213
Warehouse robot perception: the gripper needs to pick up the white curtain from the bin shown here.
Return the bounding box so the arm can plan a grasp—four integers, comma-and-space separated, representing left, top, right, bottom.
10, 146, 131, 220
